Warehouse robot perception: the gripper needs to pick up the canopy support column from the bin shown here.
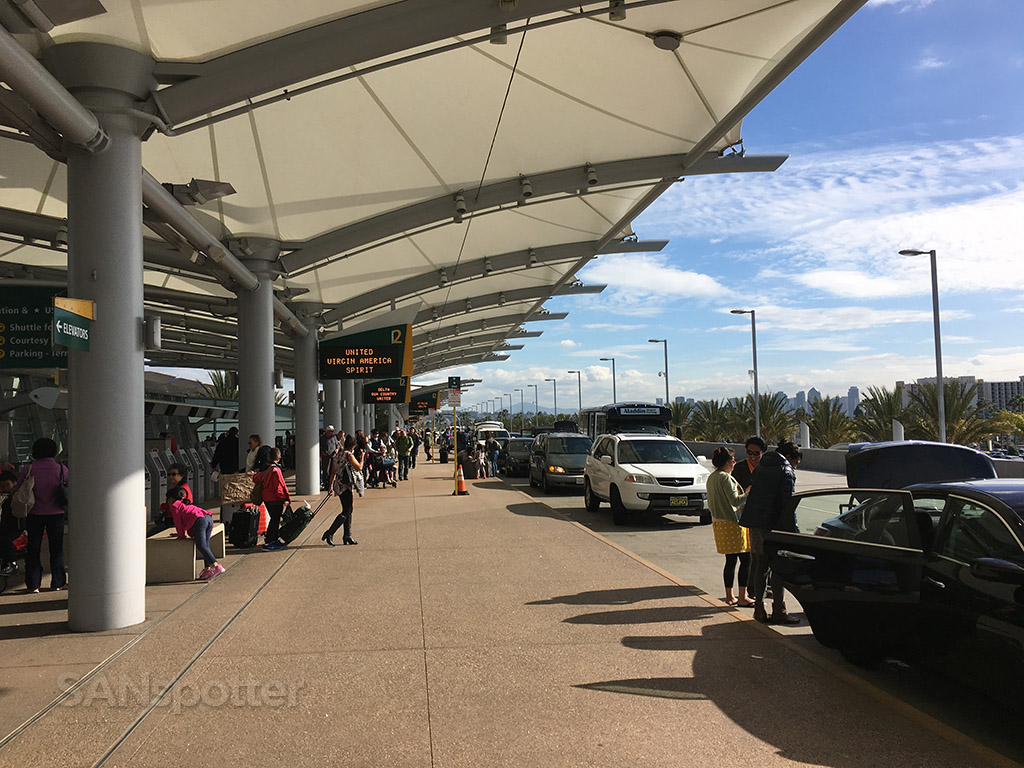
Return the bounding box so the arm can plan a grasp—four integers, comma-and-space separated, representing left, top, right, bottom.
55, 43, 155, 631
323, 379, 341, 436
236, 240, 278, 466
293, 324, 319, 496
342, 379, 356, 438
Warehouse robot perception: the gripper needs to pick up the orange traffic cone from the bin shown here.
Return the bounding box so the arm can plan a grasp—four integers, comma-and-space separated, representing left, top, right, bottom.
453, 465, 469, 496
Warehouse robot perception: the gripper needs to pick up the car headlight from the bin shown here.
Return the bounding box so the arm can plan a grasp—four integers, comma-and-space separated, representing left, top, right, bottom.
624, 473, 655, 484
548, 465, 566, 474
696, 473, 709, 484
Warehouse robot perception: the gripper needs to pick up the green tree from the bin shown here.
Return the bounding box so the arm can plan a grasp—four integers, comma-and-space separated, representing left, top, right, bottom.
905, 380, 1006, 446
205, 370, 238, 399
855, 384, 905, 442
1009, 394, 1024, 413
799, 395, 856, 448
670, 401, 694, 438
724, 396, 753, 442
757, 391, 798, 445
689, 399, 731, 441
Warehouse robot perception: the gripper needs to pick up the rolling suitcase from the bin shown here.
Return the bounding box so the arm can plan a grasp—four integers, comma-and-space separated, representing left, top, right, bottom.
278, 496, 331, 545
440, 445, 449, 464
228, 502, 261, 548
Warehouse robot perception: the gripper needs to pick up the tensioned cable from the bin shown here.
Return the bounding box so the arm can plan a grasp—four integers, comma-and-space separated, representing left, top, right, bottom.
433, 25, 529, 339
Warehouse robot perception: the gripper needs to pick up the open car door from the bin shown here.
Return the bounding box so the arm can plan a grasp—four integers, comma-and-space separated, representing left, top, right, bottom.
765, 489, 926, 662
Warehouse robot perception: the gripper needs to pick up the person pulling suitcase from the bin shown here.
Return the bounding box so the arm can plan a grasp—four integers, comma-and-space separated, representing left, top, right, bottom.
322, 435, 364, 546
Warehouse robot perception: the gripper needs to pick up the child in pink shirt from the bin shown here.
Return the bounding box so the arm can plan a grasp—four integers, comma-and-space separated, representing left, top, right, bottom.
169, 488, 224, 581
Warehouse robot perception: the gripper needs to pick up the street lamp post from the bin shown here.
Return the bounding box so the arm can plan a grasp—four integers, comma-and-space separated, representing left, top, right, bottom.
899, 248, 945, 443
544, 378, 558, 420
599, 357, 617, 402
648, 339, 669, 405
567, 370, 582, 414
527, 384, 538, 429
514, 388, 524, 434
504, 393, 513, 430
730, 309, 760, 439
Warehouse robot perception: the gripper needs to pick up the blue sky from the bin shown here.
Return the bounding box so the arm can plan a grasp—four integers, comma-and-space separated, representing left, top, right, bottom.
440, 0, 1024, 414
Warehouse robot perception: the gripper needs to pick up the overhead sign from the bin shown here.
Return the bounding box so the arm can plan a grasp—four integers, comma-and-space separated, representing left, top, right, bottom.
410, 391, 441, 415
52, 297, 94, 352
447, 376, 461, 391
0, 286, 68, 369
362, 377, 411, 403
319, 323, 413, 380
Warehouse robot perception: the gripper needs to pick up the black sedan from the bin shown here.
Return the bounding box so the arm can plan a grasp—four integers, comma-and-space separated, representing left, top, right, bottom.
765, 479, 1024, 703
501, 438, 533, 477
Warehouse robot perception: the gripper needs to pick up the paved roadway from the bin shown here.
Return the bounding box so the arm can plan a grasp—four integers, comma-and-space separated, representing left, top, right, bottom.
502, 466, 1024, 765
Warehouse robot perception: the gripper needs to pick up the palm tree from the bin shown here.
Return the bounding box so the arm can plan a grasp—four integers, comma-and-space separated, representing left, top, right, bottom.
799, 395, 856, 448
689, 399, 731, 441
758, 391, 798, 445
724, 396, 754, 442
205, 370, 238, 400
855, 385, 905, 442
905, 380, 1005, 446
670, 401, 694, 438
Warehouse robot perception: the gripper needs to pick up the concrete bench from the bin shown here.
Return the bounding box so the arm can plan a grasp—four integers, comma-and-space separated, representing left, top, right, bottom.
146, 523, 226, 584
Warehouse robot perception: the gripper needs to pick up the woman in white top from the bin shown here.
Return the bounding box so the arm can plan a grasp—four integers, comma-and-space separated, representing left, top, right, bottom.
705, 447, 752, 607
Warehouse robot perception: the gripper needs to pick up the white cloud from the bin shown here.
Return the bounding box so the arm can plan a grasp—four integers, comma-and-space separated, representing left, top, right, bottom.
582, 323, 647, 331
867, 0, 936, 10
914, 55, 949, 72
559, 339, 578, 348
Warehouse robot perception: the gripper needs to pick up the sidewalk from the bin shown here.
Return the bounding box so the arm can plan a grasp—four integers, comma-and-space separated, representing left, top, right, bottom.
0, 460, 1002, 767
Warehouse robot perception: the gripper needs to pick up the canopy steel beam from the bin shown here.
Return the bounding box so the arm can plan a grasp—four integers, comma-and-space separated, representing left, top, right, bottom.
154, 0, 604, 125
415, 326, 542, 347
411, 282, 601, 326
282, 153, 783, 274
416, 330, 526, 357
322, 238, 664, 324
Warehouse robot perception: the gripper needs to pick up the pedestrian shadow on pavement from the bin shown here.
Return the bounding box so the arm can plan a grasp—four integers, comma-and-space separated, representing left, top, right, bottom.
0, 597, 68, 615
563, 605, 722, 625
0, 620, 71, 640
528, 585, 694, 605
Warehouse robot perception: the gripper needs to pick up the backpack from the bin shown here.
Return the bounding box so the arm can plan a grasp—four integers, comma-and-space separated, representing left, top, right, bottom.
11, 473, 34, 518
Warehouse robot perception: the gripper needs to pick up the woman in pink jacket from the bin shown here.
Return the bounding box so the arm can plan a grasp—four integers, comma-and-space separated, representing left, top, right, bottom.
169, 488, 224, 580
17, 438, 67, 593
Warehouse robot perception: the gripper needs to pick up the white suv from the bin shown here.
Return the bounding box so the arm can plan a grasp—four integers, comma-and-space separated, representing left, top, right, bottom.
583, 433, 710, 526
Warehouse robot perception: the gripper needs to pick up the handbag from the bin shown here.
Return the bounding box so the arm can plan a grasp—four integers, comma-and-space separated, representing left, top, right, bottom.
55, 464, 69, 512
12, 473, 34, 518
249, 480, 264, 505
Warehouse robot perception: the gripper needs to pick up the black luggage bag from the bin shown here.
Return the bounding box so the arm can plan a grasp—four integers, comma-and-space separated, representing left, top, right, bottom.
278, 496, 331, 545
440, 445, 449, 464
228, 503, 260, 548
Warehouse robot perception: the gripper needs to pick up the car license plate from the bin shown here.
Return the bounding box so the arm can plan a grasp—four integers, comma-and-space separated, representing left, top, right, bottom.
670, 497, 688, 507
576, 477, 584, 484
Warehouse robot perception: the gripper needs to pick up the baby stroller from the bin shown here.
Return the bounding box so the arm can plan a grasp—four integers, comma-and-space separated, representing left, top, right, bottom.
381, 454, 398, 487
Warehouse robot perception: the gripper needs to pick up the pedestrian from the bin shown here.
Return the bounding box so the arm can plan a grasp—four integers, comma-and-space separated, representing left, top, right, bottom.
168, 487, 224, 580
16, 438, 67, 593
395, 428, 413, 480
323, 435, 364, 546
739, 440, 803, 625
423, 429, 432, 462
211, 427, 240, 475
732, 436, 766, 491
254, 448, 290, 551
320, 425, 339, 487
707, 447, 753, 607
410, 427, 421, 469
0, 469, 23, 578
155, 463, 193, 532
246, 434, 272, 473
485, 432, 501, 478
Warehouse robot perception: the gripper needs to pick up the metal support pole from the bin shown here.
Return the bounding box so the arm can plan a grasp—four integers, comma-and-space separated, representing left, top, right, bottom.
929, 251, 946, 443
59, 44, 154, 631
342, 379, 356, 437
293, 325, 319, 495
751, 313, 760, 439
237, 244, 277, 467
353, 380, 365, 433
528, 384, 538, 429
323, 379, 341, 434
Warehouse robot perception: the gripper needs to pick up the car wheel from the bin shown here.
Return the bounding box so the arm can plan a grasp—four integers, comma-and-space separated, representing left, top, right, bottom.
699, 509, 712, 525
584, 480, 601, 511
542, 473, 553, 494
529, 470, 538, 488
610, 486, 628, 526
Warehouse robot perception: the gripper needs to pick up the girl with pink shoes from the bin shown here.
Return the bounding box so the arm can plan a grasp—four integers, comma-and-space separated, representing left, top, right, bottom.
169, 488, 225, 581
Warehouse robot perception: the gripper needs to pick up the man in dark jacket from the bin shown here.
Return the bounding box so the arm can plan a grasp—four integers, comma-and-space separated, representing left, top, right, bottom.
739, 441, 802, 625
732, 436, 766, 491
211, 427, 240, 474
